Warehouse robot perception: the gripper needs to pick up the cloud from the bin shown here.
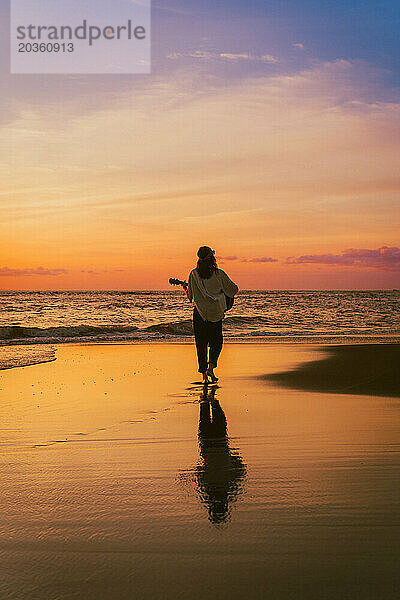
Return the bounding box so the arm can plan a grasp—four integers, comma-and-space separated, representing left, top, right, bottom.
153, 4, 193, 16
286, 246, 400, 270
261, 55, 279, 64
167, 51, 279, 64
218, 255, 277, 263
221, 53, 278, 64
293, 43, 304, 50
242, 256, 278, 263
219, 53, 251, 61
167, 51, 213, 60
0, 266, 68, 277
1, 58, 399, 286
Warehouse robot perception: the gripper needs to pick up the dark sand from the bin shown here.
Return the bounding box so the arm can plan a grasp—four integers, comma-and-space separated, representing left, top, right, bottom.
265, 343, 400, 398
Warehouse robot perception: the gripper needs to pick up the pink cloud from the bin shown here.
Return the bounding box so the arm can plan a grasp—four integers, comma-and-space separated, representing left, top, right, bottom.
286, 246, 400, 270
242, 257, 278, 263
218, 256, 277, 263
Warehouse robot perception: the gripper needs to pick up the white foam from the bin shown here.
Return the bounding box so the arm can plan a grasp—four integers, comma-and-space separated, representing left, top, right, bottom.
0, 345, 56, 370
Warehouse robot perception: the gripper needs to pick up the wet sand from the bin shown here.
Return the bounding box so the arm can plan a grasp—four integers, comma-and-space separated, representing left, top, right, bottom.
265, 343, 400, 398
0, 342, 399, 599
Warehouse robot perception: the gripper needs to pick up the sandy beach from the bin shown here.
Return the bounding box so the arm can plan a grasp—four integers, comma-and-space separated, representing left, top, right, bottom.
1, 342, 399, 599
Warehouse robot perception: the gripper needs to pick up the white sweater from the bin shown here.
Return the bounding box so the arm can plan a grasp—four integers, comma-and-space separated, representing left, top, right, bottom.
186, 268, 239, 322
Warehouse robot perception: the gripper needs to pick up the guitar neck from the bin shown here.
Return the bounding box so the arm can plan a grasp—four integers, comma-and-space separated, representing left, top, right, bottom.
169, 277, 187, 287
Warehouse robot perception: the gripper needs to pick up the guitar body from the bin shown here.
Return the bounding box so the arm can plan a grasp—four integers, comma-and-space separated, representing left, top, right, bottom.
169, 277, 234, 310
224, 295, 234, 310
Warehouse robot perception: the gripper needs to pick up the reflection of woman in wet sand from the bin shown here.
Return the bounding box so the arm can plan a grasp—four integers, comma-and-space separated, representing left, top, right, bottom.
194, 387, 246, 524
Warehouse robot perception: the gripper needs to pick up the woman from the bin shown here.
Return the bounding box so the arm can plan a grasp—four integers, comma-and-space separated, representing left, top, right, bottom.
183, 246, 238, 384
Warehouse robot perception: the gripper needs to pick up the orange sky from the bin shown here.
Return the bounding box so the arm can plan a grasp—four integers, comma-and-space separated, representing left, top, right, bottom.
1, 55, 399, 289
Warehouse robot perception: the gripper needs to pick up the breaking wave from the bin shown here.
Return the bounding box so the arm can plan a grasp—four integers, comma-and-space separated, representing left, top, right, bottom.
144, 320, 193, 336
0, 324, 140, 344
0, 322, 197, 345
0, 317, 269, 344
1, 315, 399, 348
0, 345, 56, 370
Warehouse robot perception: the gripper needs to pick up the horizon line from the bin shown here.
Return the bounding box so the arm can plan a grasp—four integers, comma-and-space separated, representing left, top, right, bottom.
0, 288, 398, 293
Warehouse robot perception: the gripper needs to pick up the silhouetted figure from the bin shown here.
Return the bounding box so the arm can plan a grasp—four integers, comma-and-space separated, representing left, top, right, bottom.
194, 387, 246, 524
182, 246, 238, 384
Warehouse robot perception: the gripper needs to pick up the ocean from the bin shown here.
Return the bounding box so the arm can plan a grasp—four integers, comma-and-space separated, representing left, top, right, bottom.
1, 290, 399, 343
0, 290, 399, 369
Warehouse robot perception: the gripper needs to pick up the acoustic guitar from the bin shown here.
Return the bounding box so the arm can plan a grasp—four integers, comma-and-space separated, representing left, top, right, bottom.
169, 277, 188, 288
169, 277, 234, 310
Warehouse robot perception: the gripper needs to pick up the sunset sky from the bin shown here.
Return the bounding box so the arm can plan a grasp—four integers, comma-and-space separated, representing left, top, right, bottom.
0, 0, 399, 290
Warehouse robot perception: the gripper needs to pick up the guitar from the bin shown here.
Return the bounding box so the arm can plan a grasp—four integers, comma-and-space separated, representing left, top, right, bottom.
169, 277, 234, 310
169, 277, 188, 289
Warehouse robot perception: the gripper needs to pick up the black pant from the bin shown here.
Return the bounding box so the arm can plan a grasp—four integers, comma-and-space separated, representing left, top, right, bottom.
193, 307, 223, 373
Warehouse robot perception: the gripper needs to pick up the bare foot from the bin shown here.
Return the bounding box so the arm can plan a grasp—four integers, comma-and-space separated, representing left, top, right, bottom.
206, 367, 218, 383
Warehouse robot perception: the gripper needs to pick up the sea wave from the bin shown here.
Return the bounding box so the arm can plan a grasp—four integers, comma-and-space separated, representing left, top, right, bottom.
0, 324, 139, 343
144, 320, 193, 336
0, 316, 399, 347
0, 317, 266, 343
0, 321, 194, 345
0, 345, 56, 370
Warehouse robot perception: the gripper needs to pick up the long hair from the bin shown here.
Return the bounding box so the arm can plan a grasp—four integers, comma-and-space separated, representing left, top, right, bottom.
196, 246, 218, 279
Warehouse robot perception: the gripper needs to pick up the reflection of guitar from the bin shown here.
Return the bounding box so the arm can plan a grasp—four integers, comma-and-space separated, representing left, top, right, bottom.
169, 277, 234, 310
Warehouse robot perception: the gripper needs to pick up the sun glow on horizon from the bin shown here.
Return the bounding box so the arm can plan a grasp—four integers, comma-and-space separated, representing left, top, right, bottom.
1, 3, 399, 290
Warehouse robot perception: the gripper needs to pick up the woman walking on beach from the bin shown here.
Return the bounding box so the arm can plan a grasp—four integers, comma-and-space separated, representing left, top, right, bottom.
183, 246, 238, 384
